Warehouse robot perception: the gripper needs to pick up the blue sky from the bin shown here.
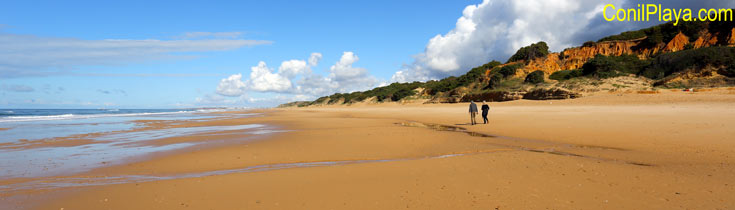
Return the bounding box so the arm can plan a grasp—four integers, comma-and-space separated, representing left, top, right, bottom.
0, 0, 477, 108
1, 0, 732, 108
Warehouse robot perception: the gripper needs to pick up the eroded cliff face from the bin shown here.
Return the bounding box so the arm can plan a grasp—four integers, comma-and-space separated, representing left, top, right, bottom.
522, 53, 562, 76
663, 32, 690, 52
485, 27, 735, 80
694, 32, 718, 48
560, 38, 649, 70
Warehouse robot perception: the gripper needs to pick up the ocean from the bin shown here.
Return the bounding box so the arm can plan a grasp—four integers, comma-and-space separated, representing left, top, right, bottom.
0, 108, 205, 122
0, 108, 269, 179
0, 109, 224, 143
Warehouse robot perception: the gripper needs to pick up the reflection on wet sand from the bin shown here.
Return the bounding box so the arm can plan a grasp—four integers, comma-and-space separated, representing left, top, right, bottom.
0, 123, 274, 179
395, 121, 653, 167
0, 149, 511, 195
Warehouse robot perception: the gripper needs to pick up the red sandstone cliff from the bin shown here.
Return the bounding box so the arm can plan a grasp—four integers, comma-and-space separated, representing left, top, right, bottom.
485, 27, 735, 79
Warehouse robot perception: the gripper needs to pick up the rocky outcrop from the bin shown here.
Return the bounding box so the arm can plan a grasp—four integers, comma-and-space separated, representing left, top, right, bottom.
663, 32, 689, 52
522, 53, 562, 76
426, 96, 461, 103
457, 88, 581, 102
693, 32, 719, 48
560, 38, 647, 70
522, 88, 581, 100
459, 91, 523, 102
425, 86, 472, 103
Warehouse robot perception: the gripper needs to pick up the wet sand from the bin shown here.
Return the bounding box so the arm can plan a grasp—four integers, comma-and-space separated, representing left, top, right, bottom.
6, 89, 735, 209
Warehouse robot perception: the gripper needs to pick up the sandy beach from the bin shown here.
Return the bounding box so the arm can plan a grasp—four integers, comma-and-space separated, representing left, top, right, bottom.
3, 89, 735, 209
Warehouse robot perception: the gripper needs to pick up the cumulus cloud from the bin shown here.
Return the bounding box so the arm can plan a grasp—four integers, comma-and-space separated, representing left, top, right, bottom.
294, 74, 339, 97
278, 60, 310, 78
324, 52, 379, 93
216, 74, 248, 96
212, 52, 381, 105
0, 32, 272, 78
308, 52, 323, 66
391, 0, 735, 82
248, 62, 293, 92
329, 52, 365, 81
261, 51, 380, 97
392, 0, 607, 82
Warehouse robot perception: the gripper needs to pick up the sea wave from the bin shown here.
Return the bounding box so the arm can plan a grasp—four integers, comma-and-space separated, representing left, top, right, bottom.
0, 110, 208, 123
0, 108, 249, 123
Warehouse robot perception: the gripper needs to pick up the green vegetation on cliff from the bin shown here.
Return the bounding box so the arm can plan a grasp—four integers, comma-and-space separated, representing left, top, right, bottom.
311, 81, 423, 105
425, 60, 501, 94
507, 41, 549, 63
643, 46, 735, 79
308, 60, 503, 105
581, 54, 650, 79
549, 69, 582, 81
524, 70, 545, 84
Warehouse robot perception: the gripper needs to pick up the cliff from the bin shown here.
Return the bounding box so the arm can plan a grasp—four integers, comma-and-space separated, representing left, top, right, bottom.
283, 20, 735, 107
484, 26, 734, 81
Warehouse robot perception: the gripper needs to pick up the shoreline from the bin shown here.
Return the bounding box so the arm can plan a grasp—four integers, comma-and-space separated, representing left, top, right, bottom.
3, 90, 735, 209
0, 111, 276, 180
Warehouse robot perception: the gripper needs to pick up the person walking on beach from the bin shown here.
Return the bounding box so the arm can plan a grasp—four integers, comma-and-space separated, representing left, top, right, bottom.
481, 101, 490, 124
469, 101, 478, 125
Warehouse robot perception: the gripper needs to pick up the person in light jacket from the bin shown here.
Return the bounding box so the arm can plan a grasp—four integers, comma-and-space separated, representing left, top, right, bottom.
469, 101, 478, 125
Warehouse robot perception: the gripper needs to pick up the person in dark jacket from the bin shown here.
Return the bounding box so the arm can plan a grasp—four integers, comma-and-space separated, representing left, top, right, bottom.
481, 101, 490, 124
469, 101, 478, 125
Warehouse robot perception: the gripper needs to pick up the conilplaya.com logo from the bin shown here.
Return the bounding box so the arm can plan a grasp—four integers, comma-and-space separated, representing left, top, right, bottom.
603, 4, 733, 26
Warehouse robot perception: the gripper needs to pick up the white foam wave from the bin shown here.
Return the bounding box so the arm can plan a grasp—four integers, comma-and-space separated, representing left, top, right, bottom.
0, 108, 250, 123
0, 111, 190, 123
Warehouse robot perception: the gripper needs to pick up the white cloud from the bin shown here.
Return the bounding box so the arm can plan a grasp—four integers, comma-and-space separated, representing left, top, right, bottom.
308, 52, 322, 66
391, 0, 618, 82
216, 74, 248, 96
0, 33, 272, 78
248, 61, 292, 92
278, 59, 310, 78
211, 52, 381, 105
329, 52, 366, 81
294, 74, 340, 96
323, 51, 379, 93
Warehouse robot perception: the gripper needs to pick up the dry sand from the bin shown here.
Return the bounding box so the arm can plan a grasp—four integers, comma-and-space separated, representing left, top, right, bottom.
7, 89, 735, 209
